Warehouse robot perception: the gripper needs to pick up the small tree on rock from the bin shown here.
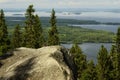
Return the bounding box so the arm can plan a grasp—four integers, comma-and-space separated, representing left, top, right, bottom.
33, 15, 45, 48
48, 9, 59, 45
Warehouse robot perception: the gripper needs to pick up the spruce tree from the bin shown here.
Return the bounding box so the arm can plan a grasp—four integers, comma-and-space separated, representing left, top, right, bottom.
109, 45, 120, 79
108, 28, 120, 80
114, 27, 120, 79
12, 24, 22, 48
80, 60, 97, 80
23, 5, 35, 48
33, 15, 45, 48
23, 5, 44, 48
70, 43, 87, 79
109, 45, 116, 79
116, 27, 120, 53
0, 9, 10, 56
48, 9, 59, 45
97, 45, 110, 80
114, 52, 120, 79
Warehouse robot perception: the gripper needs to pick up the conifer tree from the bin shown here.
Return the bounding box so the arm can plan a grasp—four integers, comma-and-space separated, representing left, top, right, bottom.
70, 43, 87, 79
114, 53, 120, 79
108, 28, 120, 80
109, 45, 120, 79
23, 5, 44, 48
109, 45, 116, 79
23, 5, 35, 48
80, 60, 97, 80
12, 24, 22, 48
116, 27, 120, 53
0, 9, 10, 56
97, 45, 110, 80
114, 27, 120, 79
48, 9, 59, 45
33, 15, 45, 48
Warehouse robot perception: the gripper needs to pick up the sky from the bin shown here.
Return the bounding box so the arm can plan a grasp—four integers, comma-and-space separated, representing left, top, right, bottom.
0, 0, 120, 9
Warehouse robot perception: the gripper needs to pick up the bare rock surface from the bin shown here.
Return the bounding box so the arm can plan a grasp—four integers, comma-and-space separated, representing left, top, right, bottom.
0, 46, 75, 80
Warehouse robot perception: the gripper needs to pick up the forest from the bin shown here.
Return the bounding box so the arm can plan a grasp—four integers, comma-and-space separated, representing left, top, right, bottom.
8, 26, 115, 43
0, 5, 120, 80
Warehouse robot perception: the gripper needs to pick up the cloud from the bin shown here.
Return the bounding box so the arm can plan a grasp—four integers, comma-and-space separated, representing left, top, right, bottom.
47, 0, 120, 8
0, 0, 120, 9
57, 0, 120, 8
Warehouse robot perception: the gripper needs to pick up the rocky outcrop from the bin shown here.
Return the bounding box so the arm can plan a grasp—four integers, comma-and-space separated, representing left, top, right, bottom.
0, 46, 76, 80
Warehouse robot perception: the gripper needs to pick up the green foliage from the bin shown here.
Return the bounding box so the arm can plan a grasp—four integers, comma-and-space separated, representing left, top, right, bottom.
0, 9, 10, 56
111, 27, 120, 79
116, 27, 120, 53
109, 45, 116, 78
97, 45, 110, 80
23, 5, 44, 48
12, 24, 22, 48
58, 26, 114, 43
70, 43, 87, 79
115, 53, 120, 79
112, 27, 120, 79
9, 26, 115, 44
33, 15, 45, 48
76, 27, 120, 80
23, 5, 35, 48
48, 9, 60, 45
109, 45, 120, 79
80, 60, 97, 80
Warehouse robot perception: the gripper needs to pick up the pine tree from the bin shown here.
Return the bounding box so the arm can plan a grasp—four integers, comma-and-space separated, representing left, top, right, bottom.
12, 24, 22, 48
70, 43, 87, 79
0, 9, 10, 56
80, 60, 97, 80
48, 9, 60, 45
33, 15, 45, 48
97, 45, 110, 80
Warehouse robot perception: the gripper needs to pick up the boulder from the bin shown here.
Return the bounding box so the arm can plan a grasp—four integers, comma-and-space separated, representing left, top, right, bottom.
0, 46, 76, 80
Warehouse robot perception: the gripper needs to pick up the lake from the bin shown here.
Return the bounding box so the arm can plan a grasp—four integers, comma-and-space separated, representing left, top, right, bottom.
62, 43, 113, 63
64, 24, 117, 63
71, 24, 119, 33
66, 24, 118, 63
